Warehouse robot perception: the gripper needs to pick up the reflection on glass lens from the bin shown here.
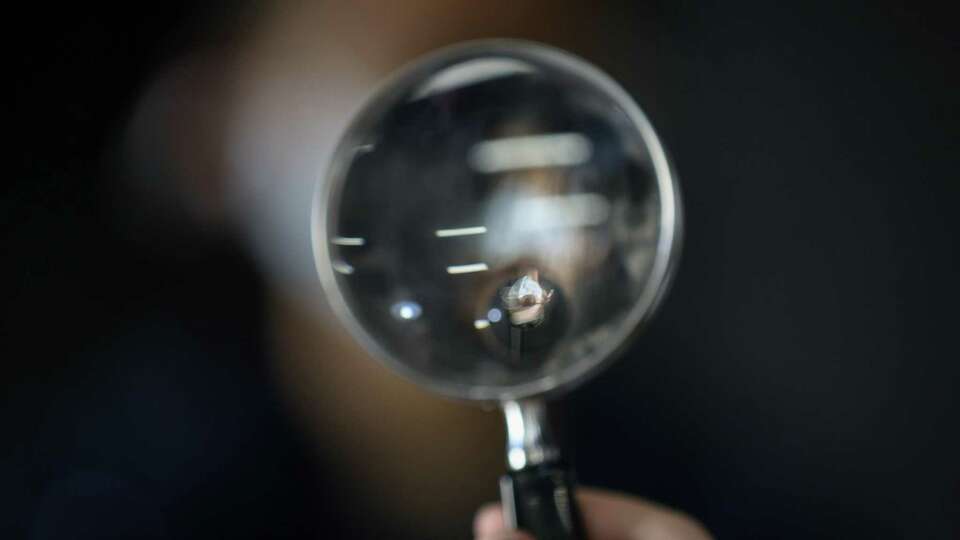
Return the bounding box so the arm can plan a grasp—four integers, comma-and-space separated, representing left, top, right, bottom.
317, 42, 678, 399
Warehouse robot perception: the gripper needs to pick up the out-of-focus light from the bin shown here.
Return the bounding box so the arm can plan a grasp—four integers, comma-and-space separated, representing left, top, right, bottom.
508, 448, 526, 470
474, 319, 491, 330
468, 132, 592, 173
477, 191, 613, 275
447, 263, 489, 274
511, 193, 611, 230
332, 261, 355, 275
435, 226, 487, 237
504, 401, 528, 469
391, 301, 422, 321
487, 308, 503, 323
333, 236, 366, 246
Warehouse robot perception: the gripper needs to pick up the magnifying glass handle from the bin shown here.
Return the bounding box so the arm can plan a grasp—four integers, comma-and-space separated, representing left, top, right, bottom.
500, 463, 586, 539
501, 400, 586, 539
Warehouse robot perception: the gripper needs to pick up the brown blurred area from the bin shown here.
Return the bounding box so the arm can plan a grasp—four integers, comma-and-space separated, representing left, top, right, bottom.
253, 0, 636, 524
220, 1, 634, 536
104, 1, 642, 537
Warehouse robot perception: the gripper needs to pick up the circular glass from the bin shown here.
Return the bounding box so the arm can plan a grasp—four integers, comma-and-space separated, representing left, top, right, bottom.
314, 40, 680, 401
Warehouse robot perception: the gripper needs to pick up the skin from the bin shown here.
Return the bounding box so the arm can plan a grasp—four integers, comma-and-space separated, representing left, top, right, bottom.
474, 488, 713, 540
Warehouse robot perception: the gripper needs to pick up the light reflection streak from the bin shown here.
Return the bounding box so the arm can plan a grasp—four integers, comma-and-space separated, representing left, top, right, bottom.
435, 226, 487, 237
332, 236, 366, 246
446, 263, 489, 274
469, 132, 592, 173
332, 261, 354, 275
413, 58, 533, 99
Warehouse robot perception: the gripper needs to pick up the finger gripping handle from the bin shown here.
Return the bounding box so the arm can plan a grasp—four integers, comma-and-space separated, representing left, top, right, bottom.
500, 464, 586, 540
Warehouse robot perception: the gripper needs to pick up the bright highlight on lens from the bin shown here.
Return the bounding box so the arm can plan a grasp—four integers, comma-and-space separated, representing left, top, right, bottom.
468, 132, 592, 173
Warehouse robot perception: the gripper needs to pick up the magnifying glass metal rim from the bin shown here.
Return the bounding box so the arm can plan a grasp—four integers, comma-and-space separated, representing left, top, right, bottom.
312, 38, 683, 403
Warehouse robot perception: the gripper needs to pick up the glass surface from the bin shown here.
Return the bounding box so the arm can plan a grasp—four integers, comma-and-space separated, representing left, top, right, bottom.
316, 41, 678, 399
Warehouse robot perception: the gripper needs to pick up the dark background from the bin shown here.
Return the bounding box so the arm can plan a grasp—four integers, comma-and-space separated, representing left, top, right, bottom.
4, 2, 957, 539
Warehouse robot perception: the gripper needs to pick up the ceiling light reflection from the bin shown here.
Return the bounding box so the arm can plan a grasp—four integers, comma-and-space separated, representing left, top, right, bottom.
446, 263, 489, 274
435, 226, 487, 238
332, 261, 354, 275
332, 236, 366, 246
390, 301, 422, 321
468, 132, 592, 173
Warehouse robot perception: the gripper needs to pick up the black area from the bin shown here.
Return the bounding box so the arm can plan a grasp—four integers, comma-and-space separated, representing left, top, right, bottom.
3, 2, 958, 539
2, 4, 336, 540
571, 2, 959, 540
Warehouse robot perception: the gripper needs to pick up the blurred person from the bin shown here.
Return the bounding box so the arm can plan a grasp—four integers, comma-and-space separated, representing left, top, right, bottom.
7, 1, 672, 538
204, 0, 663, 537
5, 1, 958, 540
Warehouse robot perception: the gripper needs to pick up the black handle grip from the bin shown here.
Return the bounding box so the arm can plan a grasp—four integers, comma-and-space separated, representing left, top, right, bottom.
500, 464, 586, 540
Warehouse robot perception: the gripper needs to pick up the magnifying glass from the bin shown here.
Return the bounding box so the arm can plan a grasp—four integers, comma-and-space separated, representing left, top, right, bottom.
313, 40, 681, 539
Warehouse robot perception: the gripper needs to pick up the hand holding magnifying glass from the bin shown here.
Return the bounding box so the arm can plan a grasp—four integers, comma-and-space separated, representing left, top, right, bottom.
475, 487, 711, 540
314, 40, 685, 540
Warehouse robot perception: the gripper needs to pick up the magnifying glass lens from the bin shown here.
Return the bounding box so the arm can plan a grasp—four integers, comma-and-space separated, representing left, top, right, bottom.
319, 43, 675, 400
